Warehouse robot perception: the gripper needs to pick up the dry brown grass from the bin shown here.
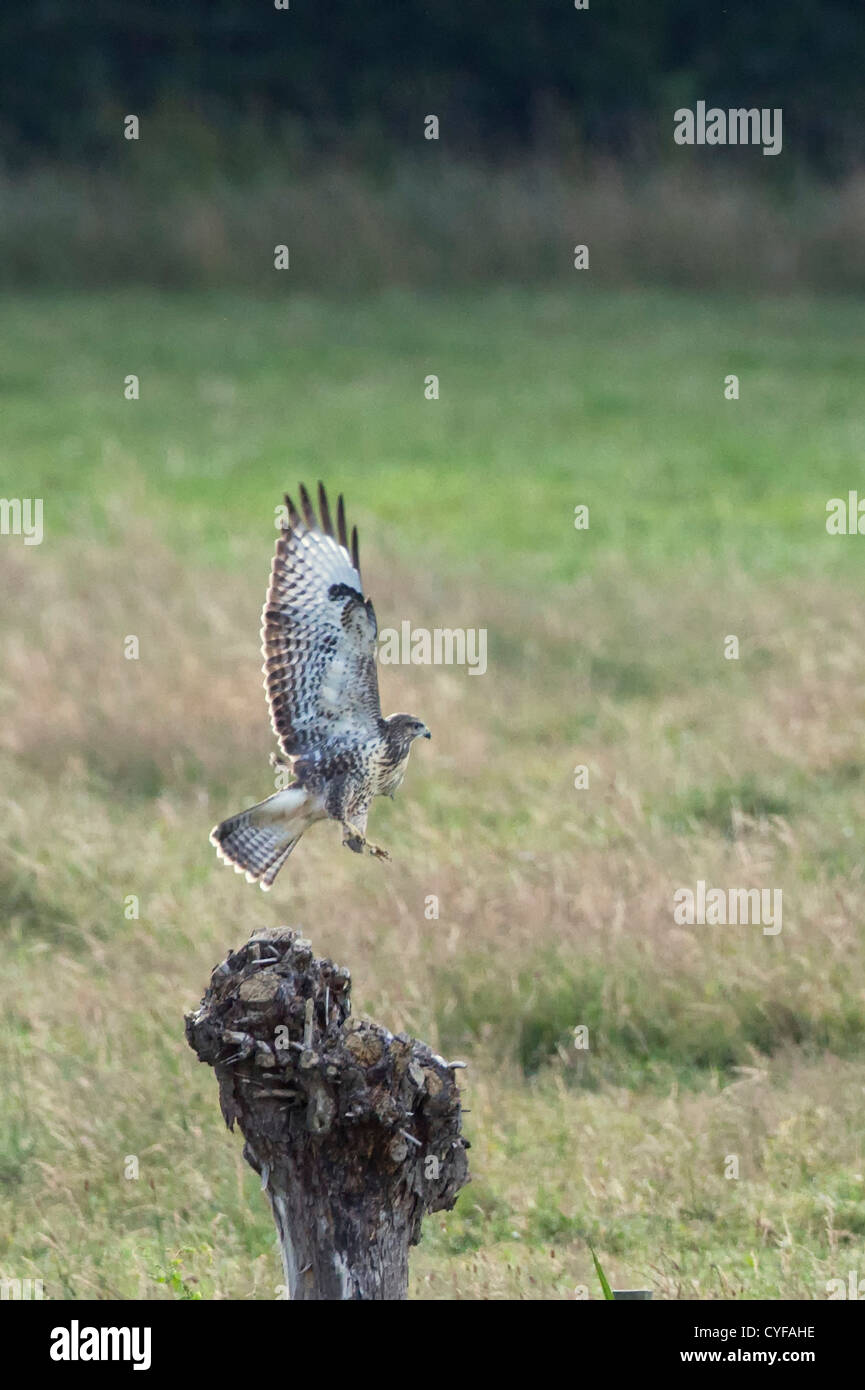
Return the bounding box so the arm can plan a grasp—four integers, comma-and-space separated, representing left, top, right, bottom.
2, 521, 865, 1297
4, 158, 865, 292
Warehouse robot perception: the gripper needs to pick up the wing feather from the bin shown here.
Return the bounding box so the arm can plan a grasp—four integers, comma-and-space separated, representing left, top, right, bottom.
262, 484, 382, 757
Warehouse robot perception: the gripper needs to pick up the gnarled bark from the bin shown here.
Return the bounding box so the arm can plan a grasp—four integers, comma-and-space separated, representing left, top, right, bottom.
186, 927, 470, 1300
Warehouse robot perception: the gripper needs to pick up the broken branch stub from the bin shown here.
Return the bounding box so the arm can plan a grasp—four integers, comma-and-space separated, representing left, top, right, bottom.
185, 927, 470, 1300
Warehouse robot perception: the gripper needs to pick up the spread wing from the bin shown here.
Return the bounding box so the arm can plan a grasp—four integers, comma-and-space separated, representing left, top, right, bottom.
261, 482, 382, 758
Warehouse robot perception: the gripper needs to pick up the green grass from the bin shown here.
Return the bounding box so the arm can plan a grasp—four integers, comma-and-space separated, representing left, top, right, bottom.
4, 286, 865, 583
1, 286, 865, 1299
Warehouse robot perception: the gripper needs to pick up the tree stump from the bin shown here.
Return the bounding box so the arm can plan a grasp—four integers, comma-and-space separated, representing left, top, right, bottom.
185, 927, 470, 1300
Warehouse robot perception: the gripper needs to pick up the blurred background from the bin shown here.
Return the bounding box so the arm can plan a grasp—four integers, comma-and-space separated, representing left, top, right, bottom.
2, 1, 865, 291
2, 1, 865, 1301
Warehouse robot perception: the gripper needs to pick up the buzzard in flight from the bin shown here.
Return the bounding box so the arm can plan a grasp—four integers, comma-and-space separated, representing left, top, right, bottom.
210, 483, 430, 889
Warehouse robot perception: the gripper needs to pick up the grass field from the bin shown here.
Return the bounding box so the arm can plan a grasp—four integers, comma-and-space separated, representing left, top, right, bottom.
2, 285, 865, 1299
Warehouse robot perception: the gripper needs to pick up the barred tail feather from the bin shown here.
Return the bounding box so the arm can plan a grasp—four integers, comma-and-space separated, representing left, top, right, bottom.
210, 786, 311, 891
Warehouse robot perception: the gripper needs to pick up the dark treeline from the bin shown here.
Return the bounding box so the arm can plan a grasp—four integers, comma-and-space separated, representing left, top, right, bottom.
2, 0, 863, 174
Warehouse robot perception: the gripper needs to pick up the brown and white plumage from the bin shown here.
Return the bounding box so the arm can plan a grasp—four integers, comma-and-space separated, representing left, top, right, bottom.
262, 483, 381, 759
210, 483, 430, 890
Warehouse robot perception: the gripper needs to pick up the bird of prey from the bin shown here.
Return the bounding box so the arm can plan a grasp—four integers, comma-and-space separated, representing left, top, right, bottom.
210, 483, 431, 889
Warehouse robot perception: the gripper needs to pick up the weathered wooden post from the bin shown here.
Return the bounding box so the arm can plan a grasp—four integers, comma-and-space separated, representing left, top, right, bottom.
186, 926, 470, 1300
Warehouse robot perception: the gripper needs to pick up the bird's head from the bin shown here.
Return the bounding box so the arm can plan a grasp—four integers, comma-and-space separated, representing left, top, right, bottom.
386, 714, 432, 751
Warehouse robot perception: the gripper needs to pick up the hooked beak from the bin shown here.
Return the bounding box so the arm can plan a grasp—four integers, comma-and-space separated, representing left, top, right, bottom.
423, 729, 432, 739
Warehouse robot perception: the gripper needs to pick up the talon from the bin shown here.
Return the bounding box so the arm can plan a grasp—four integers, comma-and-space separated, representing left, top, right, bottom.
368, 843, 390, 861
342, 822, 366, 854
